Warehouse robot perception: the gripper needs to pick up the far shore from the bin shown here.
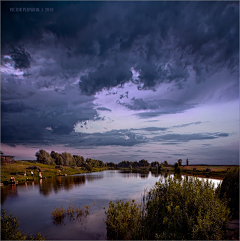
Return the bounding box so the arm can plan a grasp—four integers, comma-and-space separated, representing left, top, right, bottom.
1, 160, 238, 185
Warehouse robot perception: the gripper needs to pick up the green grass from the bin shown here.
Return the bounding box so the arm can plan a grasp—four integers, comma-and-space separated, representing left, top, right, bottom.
0, 161, 108, 183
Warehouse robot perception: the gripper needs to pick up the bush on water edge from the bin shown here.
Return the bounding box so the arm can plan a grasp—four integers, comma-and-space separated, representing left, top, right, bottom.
218, 167, 239, 217
105, 176, 231, 240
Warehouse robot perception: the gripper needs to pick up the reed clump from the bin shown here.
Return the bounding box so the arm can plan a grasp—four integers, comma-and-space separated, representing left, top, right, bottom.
51, 204, 91, 225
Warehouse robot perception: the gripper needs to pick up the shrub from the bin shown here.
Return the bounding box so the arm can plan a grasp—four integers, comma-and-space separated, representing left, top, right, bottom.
105, 199, 142, 240
143, 176, 230, 240
105, 176, 230, 240
219, 167, 239, 215
51, 206, 66, 225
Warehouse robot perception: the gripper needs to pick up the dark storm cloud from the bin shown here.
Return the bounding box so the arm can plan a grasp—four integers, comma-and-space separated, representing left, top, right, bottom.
152, 133, 229, 143
1, 1, 239, 148
9, 46, 31, 70
1, 83, 98, 144
119, 98, 195, 118
66, 129, 147, 147
172, 122, 203, 128
132, 127, 168, 132
119, 98, 195, 112
3, 128, 147, 147
1, 101, 31, 113
96, 107, 112, 112
79, 63, 133, 95
1, 1, 238, 95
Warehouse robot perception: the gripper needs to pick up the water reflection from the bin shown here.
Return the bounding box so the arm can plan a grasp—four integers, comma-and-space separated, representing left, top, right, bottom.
1, 185, 18, 204
38, 175, 103, 196
1, 170, 222, 240
120, 170, 170, 179
1, 174, 104, 203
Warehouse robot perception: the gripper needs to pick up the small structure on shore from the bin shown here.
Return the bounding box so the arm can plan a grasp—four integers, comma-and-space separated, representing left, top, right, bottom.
1, 155, 14, 164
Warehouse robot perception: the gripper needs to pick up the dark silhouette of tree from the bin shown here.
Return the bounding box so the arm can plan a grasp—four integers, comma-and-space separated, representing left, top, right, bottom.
178, 159, 182, 166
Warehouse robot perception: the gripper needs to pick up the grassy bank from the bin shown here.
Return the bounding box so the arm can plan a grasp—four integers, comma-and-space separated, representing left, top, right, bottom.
0, 161, 108, 183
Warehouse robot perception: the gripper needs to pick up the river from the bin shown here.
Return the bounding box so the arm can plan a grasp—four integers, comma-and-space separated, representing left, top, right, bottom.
1, 170, 221, 240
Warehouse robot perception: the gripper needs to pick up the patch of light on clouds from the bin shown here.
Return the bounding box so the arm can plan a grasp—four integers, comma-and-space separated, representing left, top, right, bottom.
72, 68, 96, 86
123, 135, 130, 140
1, 56, 25, 78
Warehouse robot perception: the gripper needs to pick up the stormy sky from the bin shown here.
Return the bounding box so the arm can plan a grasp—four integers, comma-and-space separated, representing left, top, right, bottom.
1, 1, 239, 164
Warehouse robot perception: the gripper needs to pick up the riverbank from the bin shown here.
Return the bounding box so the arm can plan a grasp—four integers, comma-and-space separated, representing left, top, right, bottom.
0, 161, 108, 184
1, 161, 238, 185
118, 164, 238, 180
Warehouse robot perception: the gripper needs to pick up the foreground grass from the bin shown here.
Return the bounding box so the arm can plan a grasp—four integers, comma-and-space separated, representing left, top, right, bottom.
1, 161, 108, 183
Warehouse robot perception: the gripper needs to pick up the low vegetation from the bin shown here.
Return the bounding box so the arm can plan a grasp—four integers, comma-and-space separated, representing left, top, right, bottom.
51, 203, 91, 225
105, 175, 232, 240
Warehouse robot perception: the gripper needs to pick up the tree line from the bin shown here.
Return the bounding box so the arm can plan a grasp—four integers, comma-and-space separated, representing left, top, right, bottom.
35, 149, 189, 171
35, 149, 105, 171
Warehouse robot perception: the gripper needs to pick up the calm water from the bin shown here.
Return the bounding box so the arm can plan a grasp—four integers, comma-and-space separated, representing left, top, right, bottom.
1, 170, 221, 240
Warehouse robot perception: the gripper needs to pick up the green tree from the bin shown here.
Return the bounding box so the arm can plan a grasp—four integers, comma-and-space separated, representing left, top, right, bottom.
1, 210, 45, 240
73, 155, 85, 167
178, 159, 182, 166
144, 177, 230, 240
85, 163, 92, 172
163, 160, 168, 166
186, 158, 189, 165
158, 163, 163, 172
139, 159, 149, 167
106, 162, 117, 168
36, 149, 55, 165
174, 162, 180, 173
219, 167, 239, 215
55, 153, 64, 166
61, 152, 73, 166
98, 160, 105, 167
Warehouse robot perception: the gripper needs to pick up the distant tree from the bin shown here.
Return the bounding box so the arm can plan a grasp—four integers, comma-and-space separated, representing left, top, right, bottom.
50, 151, 57, 160
98, 160, 105, 167
139, 159, 149, 167
129, 165, 132, 170
118, 161, 130, 168
73, 155, 85, 167
174, 163, 180, 173
132, 161, 138, 168
178, 159, 182, 166
158, 163, 163, 172
36, 149, 55, 165
55, 153, 64, 166
85, 163, 92, 172
163, 161, 168, 166
106, 162, 117, 168
151, 161, 159, 167
61, 152, 73, 166
186, 158, 189, 166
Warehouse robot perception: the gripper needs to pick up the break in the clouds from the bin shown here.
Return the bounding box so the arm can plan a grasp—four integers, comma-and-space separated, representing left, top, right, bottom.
1, 1, 239, 164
